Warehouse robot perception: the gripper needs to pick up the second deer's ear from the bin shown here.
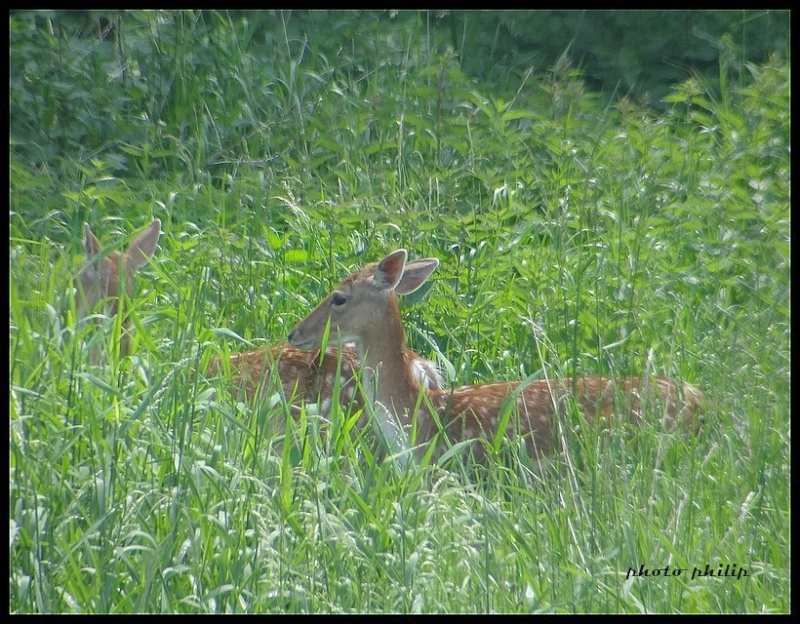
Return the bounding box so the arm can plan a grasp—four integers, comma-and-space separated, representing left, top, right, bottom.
125, 219, 162, 270
373, 249, 408, 291
83, 224, 103, 258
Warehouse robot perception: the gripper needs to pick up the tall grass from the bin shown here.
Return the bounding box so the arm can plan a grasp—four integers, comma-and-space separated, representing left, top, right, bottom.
9, 10, 789, 613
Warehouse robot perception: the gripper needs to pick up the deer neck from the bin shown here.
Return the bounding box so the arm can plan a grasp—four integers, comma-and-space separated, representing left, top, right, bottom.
354, 294, 427, 461
355, 294, 420, 412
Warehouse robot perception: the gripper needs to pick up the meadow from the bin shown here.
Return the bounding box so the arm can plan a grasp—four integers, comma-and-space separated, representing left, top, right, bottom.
9, 11, 790, 613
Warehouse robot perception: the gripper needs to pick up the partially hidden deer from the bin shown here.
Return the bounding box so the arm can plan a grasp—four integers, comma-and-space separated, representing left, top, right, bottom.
287, 249, 705, 464
76, 219, 162, 363
76, 223, 442, 421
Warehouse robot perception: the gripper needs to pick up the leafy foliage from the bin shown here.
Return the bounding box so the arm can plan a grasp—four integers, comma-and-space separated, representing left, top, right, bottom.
9, 10, 789, 614
445, 10, 790, 107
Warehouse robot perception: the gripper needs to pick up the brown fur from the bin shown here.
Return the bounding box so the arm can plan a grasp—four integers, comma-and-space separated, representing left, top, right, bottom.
75, 219, 161, 362
204, 258, 444, 423
289, 249, 705, 463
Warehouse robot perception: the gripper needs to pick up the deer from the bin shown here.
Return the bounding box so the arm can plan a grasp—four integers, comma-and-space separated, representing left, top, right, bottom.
75, 218, 162, 363
75, 222, 441, 424
205, 259, 443, 422
287, 249, 705, 465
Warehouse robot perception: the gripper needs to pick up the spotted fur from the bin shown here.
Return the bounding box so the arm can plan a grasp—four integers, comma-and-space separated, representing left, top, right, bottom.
289, 249, 705, 463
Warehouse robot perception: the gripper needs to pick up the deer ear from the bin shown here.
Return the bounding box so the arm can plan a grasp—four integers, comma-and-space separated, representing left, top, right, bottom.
83, 224, 103, 258
395, 258, 439, 295
373, 249, 407, 291
124, 219, 161, 270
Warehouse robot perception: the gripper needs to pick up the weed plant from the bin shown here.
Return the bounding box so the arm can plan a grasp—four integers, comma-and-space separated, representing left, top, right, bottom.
9, 10, 789, 614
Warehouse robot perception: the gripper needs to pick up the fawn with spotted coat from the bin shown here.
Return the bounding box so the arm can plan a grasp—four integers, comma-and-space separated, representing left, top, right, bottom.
205, 258, 442, 421
288, 249, 704, 463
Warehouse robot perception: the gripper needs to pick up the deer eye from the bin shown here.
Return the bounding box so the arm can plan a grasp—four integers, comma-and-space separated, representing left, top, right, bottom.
331, 292, 347, 307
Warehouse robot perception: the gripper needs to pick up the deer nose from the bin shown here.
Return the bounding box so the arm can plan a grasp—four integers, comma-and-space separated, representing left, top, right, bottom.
287, 329, 296, 343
